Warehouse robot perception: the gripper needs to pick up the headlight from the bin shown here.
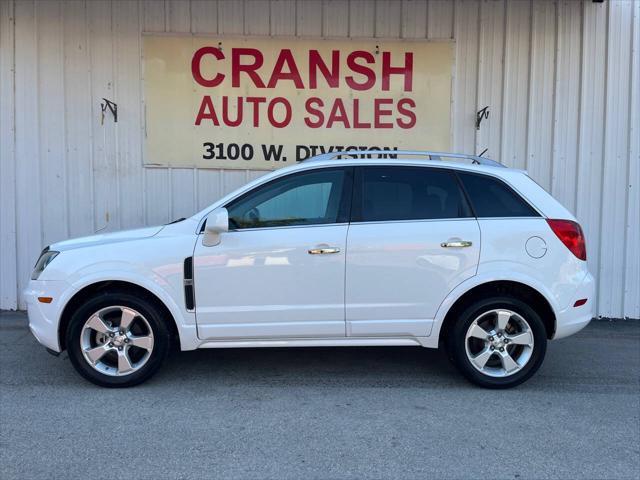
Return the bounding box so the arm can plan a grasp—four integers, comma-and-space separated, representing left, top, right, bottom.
31, 248, 59, 280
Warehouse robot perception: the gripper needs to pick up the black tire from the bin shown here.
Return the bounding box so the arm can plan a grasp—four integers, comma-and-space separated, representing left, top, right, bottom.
446, 296, 547, 389
66, 291, 171, 388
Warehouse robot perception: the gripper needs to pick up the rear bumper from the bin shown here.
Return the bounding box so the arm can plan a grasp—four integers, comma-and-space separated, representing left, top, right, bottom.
24, 280, 70, 352
553, 271, 595, 340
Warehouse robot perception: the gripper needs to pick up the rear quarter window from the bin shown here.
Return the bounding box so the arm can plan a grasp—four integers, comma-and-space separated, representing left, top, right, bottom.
457, 172, 539, 218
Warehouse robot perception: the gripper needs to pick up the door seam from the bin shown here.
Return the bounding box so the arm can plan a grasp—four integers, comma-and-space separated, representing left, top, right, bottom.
343, 222, 351, 337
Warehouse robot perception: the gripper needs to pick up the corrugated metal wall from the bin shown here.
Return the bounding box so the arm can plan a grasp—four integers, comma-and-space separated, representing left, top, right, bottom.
0, 0, 638, 318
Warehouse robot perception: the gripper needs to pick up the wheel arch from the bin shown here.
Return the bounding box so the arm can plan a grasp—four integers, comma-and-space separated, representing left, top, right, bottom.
437, 280, 556, 345
58, 280, 181, 351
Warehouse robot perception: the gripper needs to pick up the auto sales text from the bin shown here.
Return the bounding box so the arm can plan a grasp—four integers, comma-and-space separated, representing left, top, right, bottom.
191, 46, 417, 130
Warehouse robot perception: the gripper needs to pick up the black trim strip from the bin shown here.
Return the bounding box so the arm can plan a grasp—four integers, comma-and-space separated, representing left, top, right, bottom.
183, 257, 195, 311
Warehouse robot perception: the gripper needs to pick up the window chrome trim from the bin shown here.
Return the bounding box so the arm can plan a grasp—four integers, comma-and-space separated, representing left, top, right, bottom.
203, 212, 543, 233
203, 217, 542, 231
202, 222, 351, 234
473, 216, 548, 221
348, 218, 477, 226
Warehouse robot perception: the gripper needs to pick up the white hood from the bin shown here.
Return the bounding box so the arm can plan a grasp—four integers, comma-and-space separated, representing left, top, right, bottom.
49, 225, 165, 252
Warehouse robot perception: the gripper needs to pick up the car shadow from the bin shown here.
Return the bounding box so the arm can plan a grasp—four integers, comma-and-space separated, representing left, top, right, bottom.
156, 344, 465, 389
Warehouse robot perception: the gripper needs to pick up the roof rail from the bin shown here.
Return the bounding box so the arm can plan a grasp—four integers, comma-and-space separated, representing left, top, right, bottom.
303, 149, 505, 168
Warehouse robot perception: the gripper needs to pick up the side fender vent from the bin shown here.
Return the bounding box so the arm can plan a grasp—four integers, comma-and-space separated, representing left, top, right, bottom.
184, 257, 195, 311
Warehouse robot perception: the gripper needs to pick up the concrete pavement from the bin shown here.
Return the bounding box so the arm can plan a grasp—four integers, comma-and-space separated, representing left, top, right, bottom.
1, 311, 638, 479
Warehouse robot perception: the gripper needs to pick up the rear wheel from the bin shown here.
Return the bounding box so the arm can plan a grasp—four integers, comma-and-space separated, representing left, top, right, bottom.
446, 297, 547, 388
66, 292, 171, 387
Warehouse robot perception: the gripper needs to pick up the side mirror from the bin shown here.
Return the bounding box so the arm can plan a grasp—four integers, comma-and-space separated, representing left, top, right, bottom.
202, 207, 228, 247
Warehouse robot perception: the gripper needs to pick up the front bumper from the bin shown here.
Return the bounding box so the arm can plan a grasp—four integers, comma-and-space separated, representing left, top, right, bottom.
553, 271, 595, 340
24, 280, 71, 352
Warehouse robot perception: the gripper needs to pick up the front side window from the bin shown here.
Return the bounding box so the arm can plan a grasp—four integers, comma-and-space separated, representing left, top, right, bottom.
457, 172, 539, 218
352, 166, 472, 222
226, 168, 350, 229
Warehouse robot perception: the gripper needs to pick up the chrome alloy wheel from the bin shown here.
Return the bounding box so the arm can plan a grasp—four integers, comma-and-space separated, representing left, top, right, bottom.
80, 306, 154, 377
464, 309, 534, 378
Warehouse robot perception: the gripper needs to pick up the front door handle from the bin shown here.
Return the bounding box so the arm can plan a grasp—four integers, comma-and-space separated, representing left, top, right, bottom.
441, 240, 473, 248
308, 247, 341, 255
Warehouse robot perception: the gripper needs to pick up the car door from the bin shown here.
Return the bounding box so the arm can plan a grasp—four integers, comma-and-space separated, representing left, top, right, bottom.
345, 166, 480, 337
193, 167, 353, 340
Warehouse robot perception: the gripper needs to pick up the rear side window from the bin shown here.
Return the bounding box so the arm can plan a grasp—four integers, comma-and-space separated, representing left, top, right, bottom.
353, 167, 472, 222
457, 172, 539, 218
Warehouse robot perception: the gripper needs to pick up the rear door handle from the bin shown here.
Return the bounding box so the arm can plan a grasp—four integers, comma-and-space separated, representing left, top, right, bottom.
308, 247, 341, 255
440, 240, 473, 248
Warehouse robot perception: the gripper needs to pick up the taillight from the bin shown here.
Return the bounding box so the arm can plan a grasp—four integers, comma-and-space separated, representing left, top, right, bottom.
546, 219, 586, 261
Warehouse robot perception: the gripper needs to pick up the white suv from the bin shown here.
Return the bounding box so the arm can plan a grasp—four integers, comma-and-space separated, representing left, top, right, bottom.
25, 151, 594, 388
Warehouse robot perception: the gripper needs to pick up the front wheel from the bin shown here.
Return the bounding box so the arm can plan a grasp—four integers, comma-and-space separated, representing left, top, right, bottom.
66, 292, 171, 387
446, 297, 547, 389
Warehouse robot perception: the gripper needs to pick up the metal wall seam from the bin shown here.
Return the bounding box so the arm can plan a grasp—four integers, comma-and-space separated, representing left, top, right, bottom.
428, 0, 454, 40
64, 1, 93, 239
551, 0, 581, 214
245, 0, 269, 35
400, 0, 428, 39
526, 0, 556, 191
452, 0, 479, 154
476, 0, 505, 160
13, 0, 42, 311
349, 0, 375, 38
600, 1, 634, 318
576, 0, 606, 318
270, 0, 296, 37
624, 0, 640, 318
0, 0, 18, 309
296, 0, 322, 37
500, 0, 531, 170
115, 1, 145, 231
